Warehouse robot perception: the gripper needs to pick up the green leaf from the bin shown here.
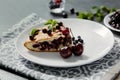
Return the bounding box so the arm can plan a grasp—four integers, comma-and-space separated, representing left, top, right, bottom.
31, 28, 38, 36
87, 13, 94, 20
96, 16, 103, 22
44, 19, 53, 25
109, 8, 117, 13
92, 6, 98, 9
96, 12, 103, 17
78, 12, 84, 19
48, 25, 53, 31
52, 20, 58, 26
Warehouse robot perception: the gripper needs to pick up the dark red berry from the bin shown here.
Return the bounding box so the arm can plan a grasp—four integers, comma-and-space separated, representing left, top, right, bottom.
42, 29, 47, 33
70, 8, 75, 14
47, 30, 52, 36
56, 25, 60, 30
60, 47, 72, 58
61, 27, 69, 35
73, 43, 83, 56
29, 36, 34, 40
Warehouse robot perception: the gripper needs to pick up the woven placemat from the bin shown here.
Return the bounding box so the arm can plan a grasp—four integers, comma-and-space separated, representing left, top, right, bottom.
0, 13, 120, 80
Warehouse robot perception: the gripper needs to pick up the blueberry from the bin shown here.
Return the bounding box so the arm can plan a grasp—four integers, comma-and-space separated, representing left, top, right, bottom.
72, 37, 75, 41
78, 36, 81, 39
75, 40, 78, 43
58, 22, 63, 26
73, 41, 76, 45
70, 8, 75, 14
42, 29, 47, 33
47, 30, 52, 35
75, 12, 79, 16
79, 39, 84, 44
62, 12, 68, 18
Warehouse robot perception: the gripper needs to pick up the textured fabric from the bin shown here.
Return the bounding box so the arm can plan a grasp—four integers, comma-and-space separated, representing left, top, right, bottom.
0, 13, 120, 80
0, 69, 27, 80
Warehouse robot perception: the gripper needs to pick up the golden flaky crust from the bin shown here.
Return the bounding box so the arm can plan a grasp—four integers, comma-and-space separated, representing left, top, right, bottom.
24, 41, 59, 52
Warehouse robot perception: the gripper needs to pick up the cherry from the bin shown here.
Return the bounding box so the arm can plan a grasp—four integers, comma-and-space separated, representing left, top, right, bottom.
55, 0, 61, 4
59, 47, 72, 58
61, 27, 69, 35
72, 43, 83, 56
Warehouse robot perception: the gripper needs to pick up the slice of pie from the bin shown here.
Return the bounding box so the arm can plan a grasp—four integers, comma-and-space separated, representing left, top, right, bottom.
24, 20, 72, 52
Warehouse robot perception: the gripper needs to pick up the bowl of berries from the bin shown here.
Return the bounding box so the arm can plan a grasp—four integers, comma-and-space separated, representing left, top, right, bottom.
104, 10, 120, 32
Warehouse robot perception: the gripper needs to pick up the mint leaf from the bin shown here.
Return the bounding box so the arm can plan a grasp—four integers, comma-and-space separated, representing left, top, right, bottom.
48, 25, 53, 31
31, 28, 38, 36
44, 19, 53, 25
52, 20, 58, 26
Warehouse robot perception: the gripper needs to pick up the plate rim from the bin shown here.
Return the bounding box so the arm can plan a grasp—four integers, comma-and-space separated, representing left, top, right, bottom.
16, 18, 114, 67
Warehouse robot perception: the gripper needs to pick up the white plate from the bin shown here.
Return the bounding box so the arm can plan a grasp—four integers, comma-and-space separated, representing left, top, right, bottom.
16, 19, 114, 67
104, 12, 120, 32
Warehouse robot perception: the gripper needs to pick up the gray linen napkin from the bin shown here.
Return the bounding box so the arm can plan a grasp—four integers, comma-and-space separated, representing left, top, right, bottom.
0, 13, 120, 80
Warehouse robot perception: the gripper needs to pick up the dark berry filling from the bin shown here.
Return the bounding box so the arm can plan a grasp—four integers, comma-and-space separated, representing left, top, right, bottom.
32, 36, 71, 51
32, 43, 40, 48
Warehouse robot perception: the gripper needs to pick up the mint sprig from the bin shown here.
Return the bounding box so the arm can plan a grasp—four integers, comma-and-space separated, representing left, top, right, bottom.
77, 6, 117, 22
44, 19, 58, 31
